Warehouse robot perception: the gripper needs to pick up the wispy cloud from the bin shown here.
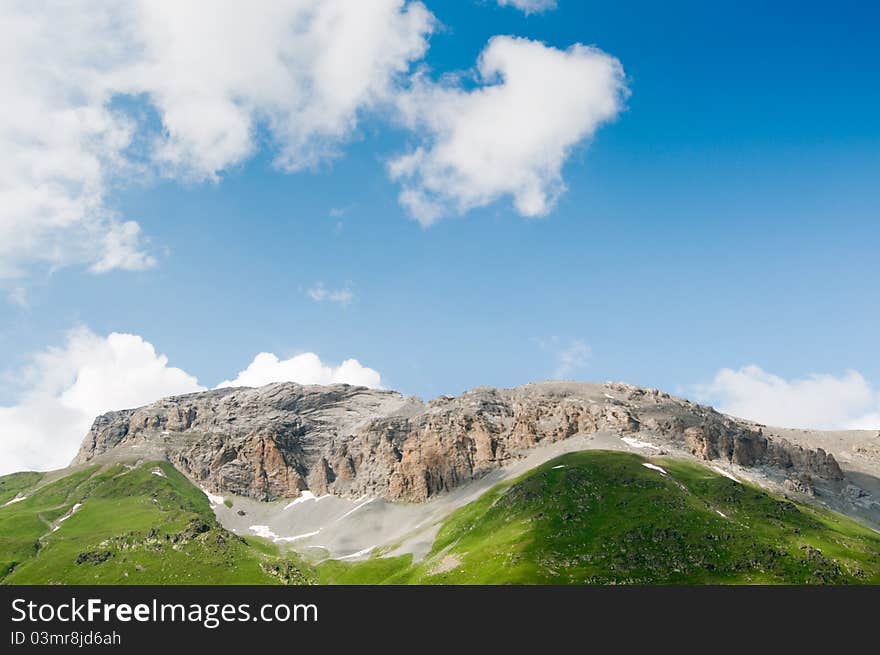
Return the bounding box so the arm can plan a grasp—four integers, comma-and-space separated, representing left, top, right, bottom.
328, 205, 355, 218
7, 287, 28, 309
496, 0, 557, 15
537, 337, 591, 380
306, 282, 354, 306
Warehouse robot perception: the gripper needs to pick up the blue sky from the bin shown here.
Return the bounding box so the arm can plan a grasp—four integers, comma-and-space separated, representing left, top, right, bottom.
1, 1, 878, 471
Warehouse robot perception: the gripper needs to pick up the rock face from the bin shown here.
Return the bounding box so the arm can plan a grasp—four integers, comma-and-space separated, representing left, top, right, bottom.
74, 380, 843, 502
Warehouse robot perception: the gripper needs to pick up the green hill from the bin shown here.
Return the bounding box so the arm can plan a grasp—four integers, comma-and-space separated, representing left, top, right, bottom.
318, 451, 880, 584
0, 461, 312, 584
2, 452, 878, 585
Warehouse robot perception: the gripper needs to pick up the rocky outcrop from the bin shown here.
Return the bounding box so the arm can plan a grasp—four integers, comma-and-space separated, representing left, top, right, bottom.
74, 380, 843, 502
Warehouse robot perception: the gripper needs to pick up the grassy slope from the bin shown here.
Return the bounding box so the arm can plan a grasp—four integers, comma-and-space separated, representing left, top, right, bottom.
0, 471, 44, 505
0, 462, 313, 585
3, 452, 878, 585
318, 451, 880, 584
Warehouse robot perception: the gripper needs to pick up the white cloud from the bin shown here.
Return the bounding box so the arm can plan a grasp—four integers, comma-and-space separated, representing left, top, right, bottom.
306, 282, 354, 306
0, 329, 385, 474
0, 2, 152, 279
496, 0, 557, 15
538, 337, 591, 379
217, 352, 382, 389
129, 0, 435, 177
389, 36, 627, 225
1, 1, 434, 279
696, 364, 880, 430
0, 328, 204, 475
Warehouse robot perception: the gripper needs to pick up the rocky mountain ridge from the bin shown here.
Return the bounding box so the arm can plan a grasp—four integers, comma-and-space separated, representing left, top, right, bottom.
74, 381, 845, 503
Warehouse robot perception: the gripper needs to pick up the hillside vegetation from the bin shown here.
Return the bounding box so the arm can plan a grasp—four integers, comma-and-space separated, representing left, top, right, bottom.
318, 451, 880, 584
0, 462, 312, 584
2, 452, 878, 585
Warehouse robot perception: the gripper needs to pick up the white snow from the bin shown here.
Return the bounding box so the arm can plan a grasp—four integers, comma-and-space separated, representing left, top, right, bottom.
337, 545, 375, 560
604, 393, 616, 400
551, 465, 566, 469
275, 530, 321, 543
711, 466, 741, 483
642, 463, 668, 475
53, 503, 83, 531
201, 487, 225, 507
283, 490, 330, 510
161, 430, 170, 436
335, 498, 374, 522
621, 436, 660, 450
715, 509, 728, 518
151, 468, 167, 478
3, 494, 28, 507
249, 525, 321, 544
248, 525, 278, 540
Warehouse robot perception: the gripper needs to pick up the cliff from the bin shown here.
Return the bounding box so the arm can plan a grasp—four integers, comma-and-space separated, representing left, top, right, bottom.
74, 380, 843, 502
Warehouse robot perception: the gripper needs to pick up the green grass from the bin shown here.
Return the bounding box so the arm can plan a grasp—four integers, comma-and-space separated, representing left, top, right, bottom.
0, 462, 313, 585
3, 451, 879, 585
0, 471, 44, 505
317, 451, 880, 584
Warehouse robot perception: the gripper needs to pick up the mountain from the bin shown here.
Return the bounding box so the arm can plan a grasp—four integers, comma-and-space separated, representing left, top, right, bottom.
74, 381, 856, 502
3, 380, 879, 584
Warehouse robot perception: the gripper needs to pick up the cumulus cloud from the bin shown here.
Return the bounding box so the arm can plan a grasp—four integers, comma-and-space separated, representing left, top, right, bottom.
306, 282, 354, 306
217, 352, 382, 389
129, 0, 435, 177
695, 365, 880, 430
1, 0, 434, 279
0, 329, 385, 474
0, 328, 204, 475
496, 0, 557, 15
0, 2, 152, 279
389, 36, 627, 225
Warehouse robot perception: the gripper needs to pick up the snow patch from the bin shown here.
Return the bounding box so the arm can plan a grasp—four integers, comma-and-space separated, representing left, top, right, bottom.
335, 498, 375, 522
603, 393, 616, 400
716, 509, 728, 518
337, 545, 375, 560
151, 468, 167, 478
3, 494, 28, 507
642, 463, 668, 475
53, 503, 83, 531
622, 436, 660, 450
551, 465, 566, 470
283, 490, 330, 510
201, 487, 224, 507
249, 525, 278, 540
711, 466, 741, 483
250, 525, 322, 543
275, 530, 321, 543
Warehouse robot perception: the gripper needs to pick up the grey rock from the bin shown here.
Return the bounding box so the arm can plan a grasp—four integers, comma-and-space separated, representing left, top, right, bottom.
74, 380, 844, 502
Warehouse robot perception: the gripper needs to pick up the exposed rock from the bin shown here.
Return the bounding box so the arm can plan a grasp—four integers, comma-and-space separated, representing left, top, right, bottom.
74, 380, 845, 503
75, 550, 113, 565
845, 484, 868, 500
784, 476, 814, 496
